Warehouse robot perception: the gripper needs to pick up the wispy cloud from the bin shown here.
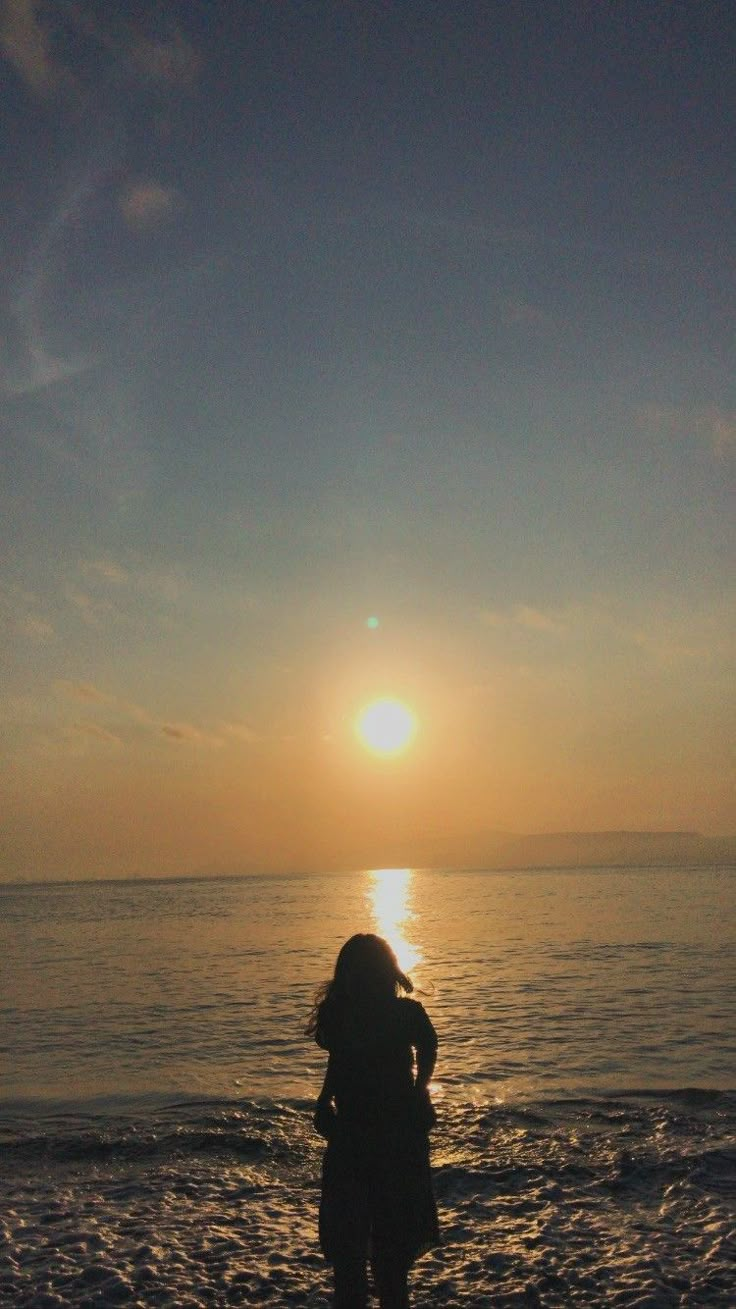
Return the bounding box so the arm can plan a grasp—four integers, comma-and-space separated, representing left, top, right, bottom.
479, 604, 566, 634
627, 626, 703, 666
478, 596, 732, 670
502, 298, 556, 330
71, 556, 258, 628
54, 679, 224, 748
2, 154, 103, 398
74, 720, 123, 746
694, 409, 736, 460
220, 721, 260, 744
120, 181, 177, 230
80, 559, 130, 585
1, 6, 195, 408
0, 0, 60, 95
159, 721, 218, 744
129, 29, 199, 87
65, 558, 181, 629
0, 691, 49, 726
56, 680, 112, 704
64, 586, 125, 629
639, 404, 736, 461
16, 614, 54, 641
515, 605, 563, 633
65, 589, 96, 623
1, 581, 54, 643
66, 559, 149, 625
1, 2, 199, 97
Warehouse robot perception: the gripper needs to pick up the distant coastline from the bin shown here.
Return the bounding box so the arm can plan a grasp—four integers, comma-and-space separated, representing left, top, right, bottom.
372, 829, 736, 876
1, 830, 734, 885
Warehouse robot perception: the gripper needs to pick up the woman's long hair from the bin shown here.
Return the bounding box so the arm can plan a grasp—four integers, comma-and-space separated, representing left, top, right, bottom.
305, 933, 413, 1040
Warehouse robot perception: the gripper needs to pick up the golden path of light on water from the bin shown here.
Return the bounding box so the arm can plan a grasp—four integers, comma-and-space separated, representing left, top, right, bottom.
367, 868, 423, 975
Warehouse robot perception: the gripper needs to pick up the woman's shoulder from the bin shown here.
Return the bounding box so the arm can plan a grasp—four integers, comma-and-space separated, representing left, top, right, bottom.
397, 996, 424, 1014
397, 995, 434, 1026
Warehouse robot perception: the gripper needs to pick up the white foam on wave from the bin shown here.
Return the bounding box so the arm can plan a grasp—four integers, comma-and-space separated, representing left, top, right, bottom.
1, 1095, 734, 1307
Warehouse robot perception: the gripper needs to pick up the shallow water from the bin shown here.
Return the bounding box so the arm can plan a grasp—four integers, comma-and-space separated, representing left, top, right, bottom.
1, 867, 735, 1305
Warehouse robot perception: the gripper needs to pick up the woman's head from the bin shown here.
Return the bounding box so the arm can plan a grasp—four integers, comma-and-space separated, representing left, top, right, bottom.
306, 933, 413, 1037
332, 933, 413, 1003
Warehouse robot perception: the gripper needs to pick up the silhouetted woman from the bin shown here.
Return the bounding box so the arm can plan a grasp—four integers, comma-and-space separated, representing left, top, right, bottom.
307, 933, 439, 1309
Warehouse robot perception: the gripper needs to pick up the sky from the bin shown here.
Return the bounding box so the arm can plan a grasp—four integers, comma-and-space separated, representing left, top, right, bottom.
1, 0, 734, 881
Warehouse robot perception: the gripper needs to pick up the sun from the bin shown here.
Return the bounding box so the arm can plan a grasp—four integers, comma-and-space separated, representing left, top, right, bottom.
355, 698, 418, 757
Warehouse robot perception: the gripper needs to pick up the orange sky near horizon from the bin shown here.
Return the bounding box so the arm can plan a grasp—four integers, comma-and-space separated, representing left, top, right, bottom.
2, 603, 733, 882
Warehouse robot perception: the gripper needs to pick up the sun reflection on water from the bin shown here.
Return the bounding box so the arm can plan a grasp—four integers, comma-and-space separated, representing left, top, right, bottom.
367, 868, 423, 975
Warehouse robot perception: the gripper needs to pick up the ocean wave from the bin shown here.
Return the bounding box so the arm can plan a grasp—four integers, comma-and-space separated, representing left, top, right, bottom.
0, 1126, 272, 1163
0, 1097, 309, 1165
1, 1090, 735, 1307
1, 1088, 733, 1173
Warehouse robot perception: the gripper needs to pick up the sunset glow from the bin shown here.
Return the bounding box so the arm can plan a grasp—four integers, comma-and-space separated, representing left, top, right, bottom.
355, 699, 418, 757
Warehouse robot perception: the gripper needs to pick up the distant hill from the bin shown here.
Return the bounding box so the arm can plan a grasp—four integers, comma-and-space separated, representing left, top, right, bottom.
395, 829, 736, 872
191, 829, 736, 879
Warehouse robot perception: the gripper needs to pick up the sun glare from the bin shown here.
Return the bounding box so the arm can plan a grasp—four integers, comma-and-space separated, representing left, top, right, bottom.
368, 868, 422, 973
355, 698, 417, 757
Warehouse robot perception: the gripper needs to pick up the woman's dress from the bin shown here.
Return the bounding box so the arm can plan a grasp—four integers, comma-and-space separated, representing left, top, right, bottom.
316, 996, 439, 1269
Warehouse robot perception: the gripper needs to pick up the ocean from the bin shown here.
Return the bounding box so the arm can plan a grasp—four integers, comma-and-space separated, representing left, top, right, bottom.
1, 866, 734, 1307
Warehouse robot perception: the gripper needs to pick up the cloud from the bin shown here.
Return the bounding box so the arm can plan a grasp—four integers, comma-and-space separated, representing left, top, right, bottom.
2, 155, 104, 399
65, 587, 117, 628
81, 559, 130, 585
1, 348, 91, 397
129, 30, 199, 87
56, 680, 112, 704
477, 595, 728, 671
65, 565, 134, 626
479, 604, 566, 634
502, 298, 554, 329
0, 0, 59, 95
694, 409, 736, 460
16, 614, 54, 641
120, 181, 176, 229
160, 721, 205, 743
1, 3, 199, 97
135, 567, 184, 605
58, 560, 186, 635
627, 628, 702, 666
55, 679, 222, 748
515, 605, 563, 632
220, 721, 260, 744
2, 582, 55, 642
0, 691, 49, 726
0, 10, 193, 394
640, 404, 736, 460
74, 720, 123, 745
0, 580, 37, 606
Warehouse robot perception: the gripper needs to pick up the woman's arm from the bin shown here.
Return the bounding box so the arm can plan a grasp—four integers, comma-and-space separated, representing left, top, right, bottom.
416, 1036, 437, 1092
414, 1004, 438, 1090
317, 1055, 334, 1104
411, 1003, 438, 1129
313, 1054, 336, 1138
